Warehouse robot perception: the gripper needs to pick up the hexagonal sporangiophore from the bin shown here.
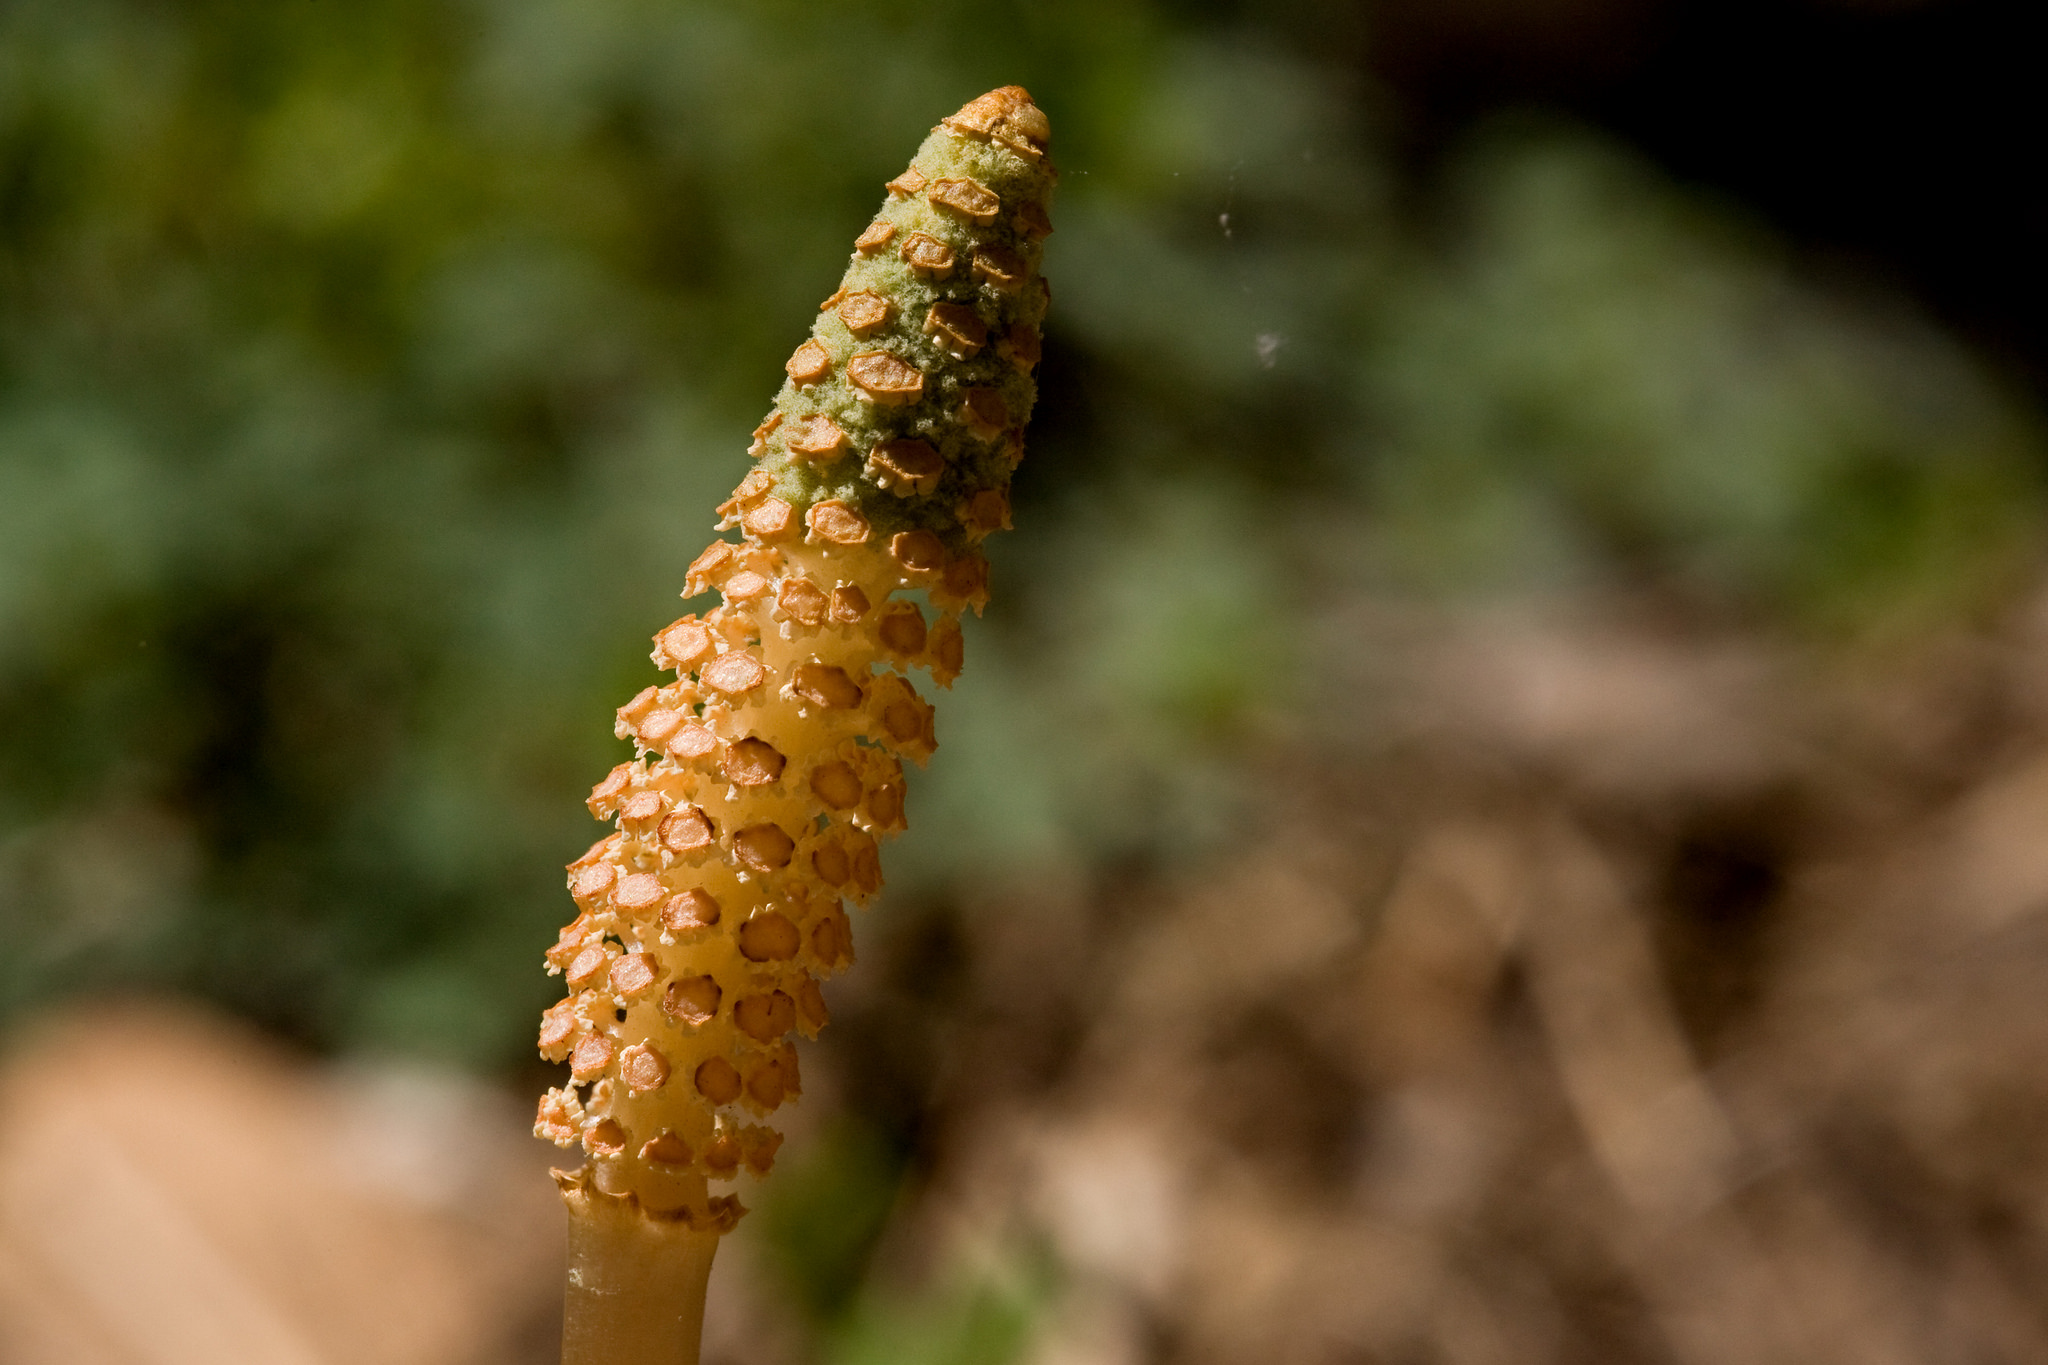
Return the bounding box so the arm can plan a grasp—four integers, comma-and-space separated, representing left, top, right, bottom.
546, 90, 1053, 1365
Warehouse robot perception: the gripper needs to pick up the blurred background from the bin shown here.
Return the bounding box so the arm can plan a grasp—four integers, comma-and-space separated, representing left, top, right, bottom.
4, 1, 2047, 1361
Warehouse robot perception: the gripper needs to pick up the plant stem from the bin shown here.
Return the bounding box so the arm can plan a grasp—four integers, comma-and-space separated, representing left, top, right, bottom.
538, 83, 1053, 1365
560, 1183, 721, 1365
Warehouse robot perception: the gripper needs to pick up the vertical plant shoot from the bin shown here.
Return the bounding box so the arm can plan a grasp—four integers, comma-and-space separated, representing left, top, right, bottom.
535, 87, 1053, 1364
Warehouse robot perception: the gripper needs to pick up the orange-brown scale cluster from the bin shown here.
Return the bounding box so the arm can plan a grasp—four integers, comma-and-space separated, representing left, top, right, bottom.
536, 86, 1053, 1230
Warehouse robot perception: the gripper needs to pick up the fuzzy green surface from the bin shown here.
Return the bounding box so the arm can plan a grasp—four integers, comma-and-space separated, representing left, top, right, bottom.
752, 122, 1055, 548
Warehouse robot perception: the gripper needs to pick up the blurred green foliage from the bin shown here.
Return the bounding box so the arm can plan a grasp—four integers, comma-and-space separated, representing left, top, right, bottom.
829, 1264, 1048, 1365
756, 1119, 907, 1322
2, 4, 2043, 1352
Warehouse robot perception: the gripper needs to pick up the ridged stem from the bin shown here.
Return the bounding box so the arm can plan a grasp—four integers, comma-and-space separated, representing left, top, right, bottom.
560, 1184, 720, 1365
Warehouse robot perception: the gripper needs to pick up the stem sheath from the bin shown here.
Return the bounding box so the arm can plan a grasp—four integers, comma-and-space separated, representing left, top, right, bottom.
561, 1184, 720, 1365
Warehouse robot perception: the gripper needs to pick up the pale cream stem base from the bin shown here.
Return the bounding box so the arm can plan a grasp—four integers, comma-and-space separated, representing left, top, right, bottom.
560, 1185, 721, 1365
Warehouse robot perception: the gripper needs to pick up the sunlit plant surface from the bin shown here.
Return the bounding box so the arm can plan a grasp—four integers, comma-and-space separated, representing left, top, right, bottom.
2, 2, 2041, 1360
